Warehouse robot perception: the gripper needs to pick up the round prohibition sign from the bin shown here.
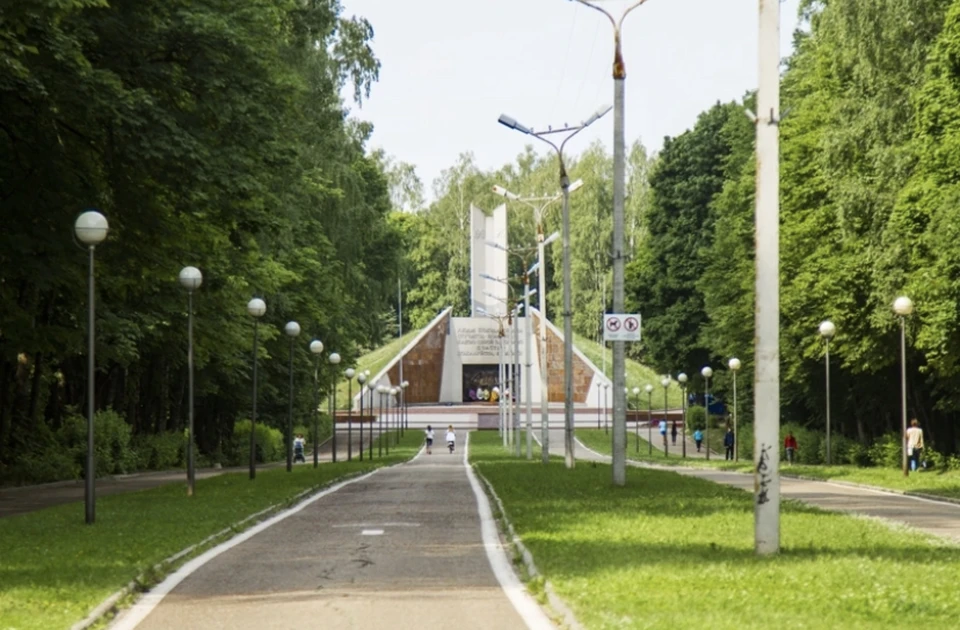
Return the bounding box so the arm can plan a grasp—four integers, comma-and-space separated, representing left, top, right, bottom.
606, 317, 622, 332
624, 316, 639, 332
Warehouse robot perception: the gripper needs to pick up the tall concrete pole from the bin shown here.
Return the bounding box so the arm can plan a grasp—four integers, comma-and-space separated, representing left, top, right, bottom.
538, 242, 550, 463
754, 0, 781, 555
514, 307, 522, 457
524, 282, 534, 459
561, 171, 575, 469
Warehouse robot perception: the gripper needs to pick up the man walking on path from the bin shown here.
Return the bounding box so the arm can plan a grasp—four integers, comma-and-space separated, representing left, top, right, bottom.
784, 432, 798, 465
724, 427, 735, 460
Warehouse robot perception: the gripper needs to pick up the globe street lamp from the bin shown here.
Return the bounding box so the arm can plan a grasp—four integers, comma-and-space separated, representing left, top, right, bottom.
678, 373, 688, 458
389, 387, 398, 451
631, 386, 640, 453
661, 377, 670, 457
357, 372, 367, 461
75, 210, 108, 524
309, 340, 324, 467
178, 266, 202, 496
377, 385, 386, 457
328, 352, 341, 462
818, 320, 836, 465
247, 298, 266, 480
728, 358, 742, 463
368, 381, 377, 459
603, 383, 610, 434
401, 380, 410, 435
346, 368, 356, 461
284, 321, 301, 472
701, 366, 713, 460
893, 296, 913, 476
645, 384, 654, 455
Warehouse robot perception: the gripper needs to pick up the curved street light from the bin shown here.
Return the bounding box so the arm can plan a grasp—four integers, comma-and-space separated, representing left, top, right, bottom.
246, 298, 266, 480
75, 210, 109, 524
178, 266, 202, 496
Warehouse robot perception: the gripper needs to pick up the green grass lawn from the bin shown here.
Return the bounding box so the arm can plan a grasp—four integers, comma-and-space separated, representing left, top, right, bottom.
470, 431, 960, 629
575, 429, 960, 501
0, 431, 424, 630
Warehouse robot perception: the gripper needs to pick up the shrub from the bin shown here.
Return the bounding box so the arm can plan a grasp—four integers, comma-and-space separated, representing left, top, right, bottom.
131, 432, 185, 471
845, 442, 872, 467
58, 408, 137, 477
867, 433, 902, 469
225, 420, 284, 466
687, 406, 707, 431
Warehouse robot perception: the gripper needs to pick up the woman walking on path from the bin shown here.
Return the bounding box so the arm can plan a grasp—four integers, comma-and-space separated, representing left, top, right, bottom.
906, 418, 924, 473
693, 429, 703, 453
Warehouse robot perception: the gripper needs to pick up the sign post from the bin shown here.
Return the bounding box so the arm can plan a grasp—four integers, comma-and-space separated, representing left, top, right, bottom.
603, 314, 641, 343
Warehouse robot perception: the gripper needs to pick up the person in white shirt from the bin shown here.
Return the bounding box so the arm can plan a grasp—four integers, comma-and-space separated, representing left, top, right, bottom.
445, 425, 456, 453
424, 425, 435, 454
905, 418, 924, 473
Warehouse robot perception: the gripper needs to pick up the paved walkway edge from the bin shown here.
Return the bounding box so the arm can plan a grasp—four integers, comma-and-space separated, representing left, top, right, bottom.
463, 435, 557, 630
574, 438, 960, 509
78, 467, 375, 630
473, 466, 583, 630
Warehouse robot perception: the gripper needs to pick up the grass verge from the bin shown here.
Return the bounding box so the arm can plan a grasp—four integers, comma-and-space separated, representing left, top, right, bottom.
576, 429, 960, 501
470, 431, 960, 629
0, 431, 424, 630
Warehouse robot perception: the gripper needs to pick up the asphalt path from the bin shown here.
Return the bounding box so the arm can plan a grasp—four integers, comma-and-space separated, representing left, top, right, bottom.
556, 429, 960, 544
110, 437, 552, 630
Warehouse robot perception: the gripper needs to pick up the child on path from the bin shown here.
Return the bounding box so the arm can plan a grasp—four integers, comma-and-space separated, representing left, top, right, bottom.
425, 425, 435, 455
445, 425, 456, 453
693, 429, 703, 453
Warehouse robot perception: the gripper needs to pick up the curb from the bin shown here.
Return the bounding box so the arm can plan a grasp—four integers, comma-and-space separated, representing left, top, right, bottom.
778, 473, 960, 507
473, 465, 583, 630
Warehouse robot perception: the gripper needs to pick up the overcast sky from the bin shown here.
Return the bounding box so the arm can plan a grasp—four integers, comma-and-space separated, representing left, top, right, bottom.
339, 0, 802, 200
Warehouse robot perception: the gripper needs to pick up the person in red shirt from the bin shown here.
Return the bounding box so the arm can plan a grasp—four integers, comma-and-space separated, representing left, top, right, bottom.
784, 432, 798, 464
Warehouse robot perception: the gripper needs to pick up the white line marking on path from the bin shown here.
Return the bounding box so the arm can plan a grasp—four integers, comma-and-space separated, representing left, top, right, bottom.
110, 469, 381, 630
361, 529, 385, 536
463, 433, 556, 630
331, 522, 421, 528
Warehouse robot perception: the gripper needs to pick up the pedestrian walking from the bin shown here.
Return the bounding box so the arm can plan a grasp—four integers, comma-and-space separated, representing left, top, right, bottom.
671, 420, 678, 445
293, 434, 305, 463
784, 432, 798, 465
724, 427, 735, 460
694, 428, 703, 453
446, 425, 456, 454
905, 418, 924, 473
424, 425, 435, 455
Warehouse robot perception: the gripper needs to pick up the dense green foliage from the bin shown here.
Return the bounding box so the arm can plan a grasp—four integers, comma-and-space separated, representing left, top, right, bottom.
0, 0, 403, 480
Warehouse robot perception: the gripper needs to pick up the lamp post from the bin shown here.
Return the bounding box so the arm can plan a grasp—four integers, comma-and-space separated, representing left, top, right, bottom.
678, 372, 688, 458
388, 387, 397, 453
391, 387, 400, 445
569, 0, 649, 487
177, 266, 202, 496
345, 368, 356, 461
631, 386, 640, 453
401, 380, 409, 436
661, 377, 670, 457
818, 321, 836, 465
645, 384, 653, 455
377, 385, 385, 457
75, 210, 108, 524
493, 185, 584, 465
893, 296, 913, 476
368, 381, 377, 459
701, 366, 713, 460
499, 107, 611, 470
328, 353, 341, 462
284, 321, 301, 472
247, 298, 266, 480
310, 340, 324, 467
728, 358, 741, 463
357, 372, 367, 461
